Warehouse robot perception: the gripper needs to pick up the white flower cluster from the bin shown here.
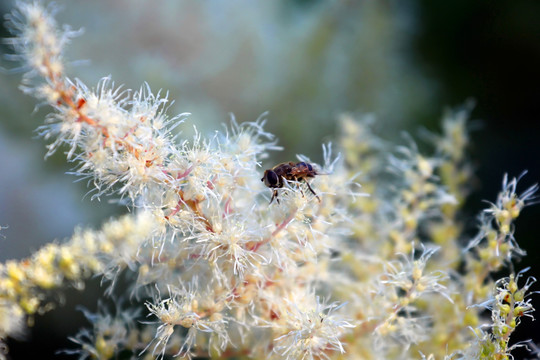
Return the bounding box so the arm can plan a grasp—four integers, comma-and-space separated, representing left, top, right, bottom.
3, 3, 358, 359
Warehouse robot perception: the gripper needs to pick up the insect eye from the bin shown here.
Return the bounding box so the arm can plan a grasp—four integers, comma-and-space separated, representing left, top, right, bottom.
297, 162, 307, 168
264, 170, 279, 187
307, 163, 313, 171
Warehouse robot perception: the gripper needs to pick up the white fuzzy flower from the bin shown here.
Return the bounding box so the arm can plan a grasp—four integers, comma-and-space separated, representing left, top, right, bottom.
273, 296, 354, 360
143, 285, 229, 359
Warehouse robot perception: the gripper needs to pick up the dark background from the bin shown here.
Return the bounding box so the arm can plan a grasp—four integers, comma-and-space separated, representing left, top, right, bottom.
1, 0, 539, 358
413, 1, 540, 358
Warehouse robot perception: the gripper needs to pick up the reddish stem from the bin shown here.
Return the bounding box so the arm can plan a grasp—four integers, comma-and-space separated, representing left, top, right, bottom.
248, 208, 297, 252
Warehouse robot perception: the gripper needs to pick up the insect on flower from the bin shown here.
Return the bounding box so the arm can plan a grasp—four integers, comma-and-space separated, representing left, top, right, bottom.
261, 161, 321, 204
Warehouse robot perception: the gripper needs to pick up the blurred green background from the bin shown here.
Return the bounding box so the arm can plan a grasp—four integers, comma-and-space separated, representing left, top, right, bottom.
0, 0, 539, 358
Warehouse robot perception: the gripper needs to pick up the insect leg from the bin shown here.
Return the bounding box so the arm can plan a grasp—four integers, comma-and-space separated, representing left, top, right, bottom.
303, 179, 321, 202
293, 176, 305, 198
270, 189, 280, 204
